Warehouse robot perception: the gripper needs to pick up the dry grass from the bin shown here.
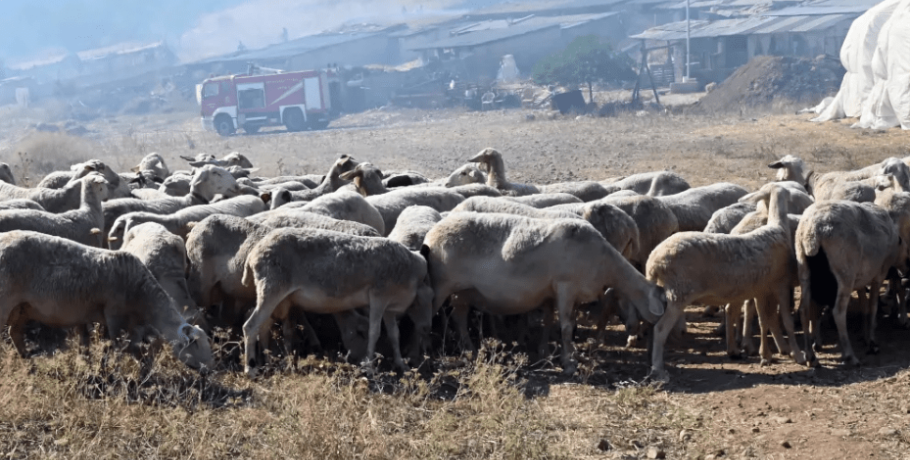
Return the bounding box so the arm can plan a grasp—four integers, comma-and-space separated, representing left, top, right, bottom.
0, 336, 702, 459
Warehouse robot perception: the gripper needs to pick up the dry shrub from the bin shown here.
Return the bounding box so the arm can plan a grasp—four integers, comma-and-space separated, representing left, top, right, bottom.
4, 132, 98, 185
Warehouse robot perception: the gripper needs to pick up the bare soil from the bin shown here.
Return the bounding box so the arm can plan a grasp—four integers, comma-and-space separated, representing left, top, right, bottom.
1, 106, 910, 459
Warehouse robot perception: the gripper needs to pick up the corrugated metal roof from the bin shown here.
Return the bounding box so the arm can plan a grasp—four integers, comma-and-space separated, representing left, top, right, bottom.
630, 13, 853, 40
765, 5, 874, 16
192, 32, 381, 65
77, 41, 168, 61
466, 0, 627, 16
411, 22, 560, 49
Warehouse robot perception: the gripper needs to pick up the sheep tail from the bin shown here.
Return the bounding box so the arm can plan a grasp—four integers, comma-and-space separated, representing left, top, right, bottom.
798, 227, 822, 257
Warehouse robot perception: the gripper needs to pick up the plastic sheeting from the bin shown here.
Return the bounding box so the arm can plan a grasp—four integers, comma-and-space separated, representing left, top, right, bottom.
812, 0, 910, 130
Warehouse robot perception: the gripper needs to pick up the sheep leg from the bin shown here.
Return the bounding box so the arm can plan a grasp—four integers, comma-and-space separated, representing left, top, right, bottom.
382, 311, 407, 371
451, 299, 476, 353
649, 300, 685, 383
832, 286, 860, 367
742, 299, 758, 356
761, 297, 791, 357
364, 293, 391, 372
775, 286, 805, 364
864, 281, 881, 354
554, 283, 577, 375
754, 295, 778, 366
595, 289, 615, 341
242, 285, 293, 377
797, 258, 820, 367
538, 304, 555, 361
6, 305, 29, 358
725, 302, 743, 359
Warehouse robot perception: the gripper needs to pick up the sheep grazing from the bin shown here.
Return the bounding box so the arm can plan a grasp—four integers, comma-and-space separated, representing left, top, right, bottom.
340, 164, 464, 235
423, 212, 665, 374
36, 159, 127, 198
131, 152, 170, 181
182, 151, 253, 169
241, 227, 432, 375
601, 171, 690, 197
0, 162, 15, 185
0, 230, 213, 371
120, 222, 201, 324
0, 174, 109, 247
184, 215, 375, 361
768, 155, 906, 202
248, 210, 381, 238
444, 164, 486, 187
158, 173, 193, 197
646, 184, 803, 382
289, 155, 359, 201
382, 170, 429, 188
504, 193, 582, 207
381, 206, 442, 251
796, 189, 910, 367
468, 148, 540, 196
278, 190, 385, 235
555, 194, 679, 272
0, 174, 92, 213
102, 164, 243, 238
705, 181, 813, 234
539, 181, 610, 202
449, 183, 502, 198
453, 196, 639, 260
108, 194, 271, 247
655, 182, 749, 232
0, 199, 43, 211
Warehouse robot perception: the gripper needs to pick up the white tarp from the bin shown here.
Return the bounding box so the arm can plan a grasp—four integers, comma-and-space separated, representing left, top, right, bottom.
497, 55, 521, 82
812, 0, 910, 130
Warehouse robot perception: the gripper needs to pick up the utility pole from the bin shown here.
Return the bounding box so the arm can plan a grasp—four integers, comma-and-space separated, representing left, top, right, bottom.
686, 0, 691, 81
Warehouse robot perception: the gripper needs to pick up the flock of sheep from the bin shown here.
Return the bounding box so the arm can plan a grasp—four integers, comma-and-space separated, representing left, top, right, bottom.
1, 146, 908, 383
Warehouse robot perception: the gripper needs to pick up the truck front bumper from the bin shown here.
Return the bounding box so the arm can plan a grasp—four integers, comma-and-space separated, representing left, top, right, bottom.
201, 116, 215, 132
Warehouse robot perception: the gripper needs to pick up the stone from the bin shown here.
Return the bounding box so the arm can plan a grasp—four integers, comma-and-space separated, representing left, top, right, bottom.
646, 447, 666, 459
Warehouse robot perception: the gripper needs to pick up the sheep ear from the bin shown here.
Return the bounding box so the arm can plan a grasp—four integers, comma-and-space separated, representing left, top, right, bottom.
130, 165, 140, 173
339, 170, 360, 181
767, 161, 784, 169
90, 228, 101, 235
107, 236, 118, 242
419, 244, 430, 260
260, 192, 272, 203
281, 190, 291, 203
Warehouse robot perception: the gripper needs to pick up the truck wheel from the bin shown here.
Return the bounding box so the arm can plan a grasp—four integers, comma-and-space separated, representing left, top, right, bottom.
215, 115, 235, 136
284, 108, 305, 132
308, 120, 330, 130
243, 124, 260, 134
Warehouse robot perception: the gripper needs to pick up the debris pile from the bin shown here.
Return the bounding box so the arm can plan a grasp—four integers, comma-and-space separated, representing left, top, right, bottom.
692, 55, 845, 113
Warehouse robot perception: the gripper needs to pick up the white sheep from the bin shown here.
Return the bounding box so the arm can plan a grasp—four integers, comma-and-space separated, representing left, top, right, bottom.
655, 182, 749, 232
443, 164, 486, 187
646, 185, 804, 382
108, 194, 271, 248
385, 206, 443, 251
796, 188, 910, 367
0, 174, 109, 247
288, 155, 358, 201
467, 148, 540, 196
102, 164, 243, 238
601, 171, 690, 197
0, 230, 212, 371
423, 212, 665, 374
120, 222, 202, 326
504, 193, 582, 207
241, 227, 432, 375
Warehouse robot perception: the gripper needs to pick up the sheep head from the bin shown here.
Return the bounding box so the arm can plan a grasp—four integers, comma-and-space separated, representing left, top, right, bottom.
468, 147, 500, 165
339, 163, 385, 196
190, 165, 243, 201
173, 323, 214, 373
223, 152, 254, 168
767, 155, 807, 184
444, 164, 486, 187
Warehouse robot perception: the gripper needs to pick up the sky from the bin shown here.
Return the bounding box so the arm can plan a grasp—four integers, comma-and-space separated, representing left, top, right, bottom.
0, 0, 484, 66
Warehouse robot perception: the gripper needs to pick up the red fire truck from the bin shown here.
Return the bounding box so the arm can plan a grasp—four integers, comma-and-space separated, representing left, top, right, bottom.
197, 67, 342, 136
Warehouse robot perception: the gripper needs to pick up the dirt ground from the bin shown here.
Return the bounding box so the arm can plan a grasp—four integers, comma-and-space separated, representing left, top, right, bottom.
2, 105, 910, 459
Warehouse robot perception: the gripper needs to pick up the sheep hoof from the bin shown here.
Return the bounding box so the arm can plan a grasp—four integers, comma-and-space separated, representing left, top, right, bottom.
760, 358, 773, 367
625, 335, 640, 348
866, 342, 880, 355
561, 362, 578, 376
727, 351, 743, 361
646, 368, 670, 384
244, 365, 258, 379
793, 351, 807, 365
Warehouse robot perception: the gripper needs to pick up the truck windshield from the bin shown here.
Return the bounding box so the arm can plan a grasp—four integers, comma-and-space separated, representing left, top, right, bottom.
203, 83, 220, 98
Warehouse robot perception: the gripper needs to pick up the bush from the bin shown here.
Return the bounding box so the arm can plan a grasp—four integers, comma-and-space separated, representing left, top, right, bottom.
532, 35, 636, 103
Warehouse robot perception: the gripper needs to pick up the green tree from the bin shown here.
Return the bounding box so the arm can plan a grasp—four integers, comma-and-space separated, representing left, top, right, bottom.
532, 35, 636, 103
